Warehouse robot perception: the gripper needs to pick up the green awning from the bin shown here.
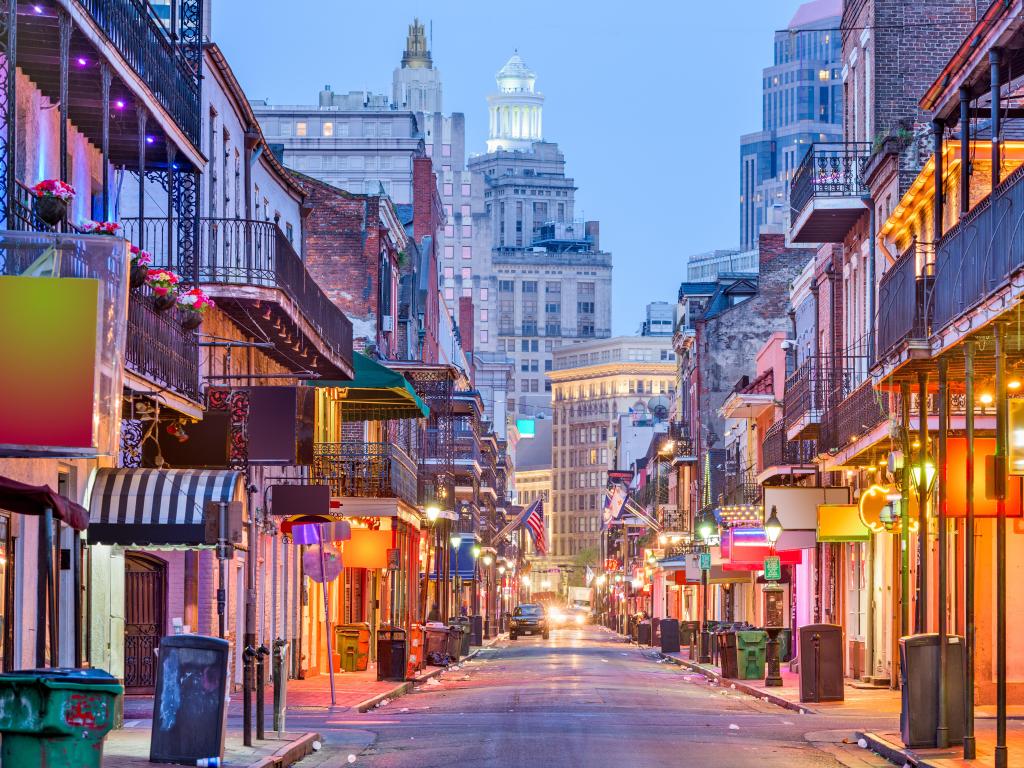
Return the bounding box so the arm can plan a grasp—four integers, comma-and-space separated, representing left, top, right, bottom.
305, 354, 429, 421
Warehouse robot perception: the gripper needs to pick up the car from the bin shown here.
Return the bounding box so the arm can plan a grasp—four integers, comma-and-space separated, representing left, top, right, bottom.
509, 603, 549, 640
567, 607, 588, 626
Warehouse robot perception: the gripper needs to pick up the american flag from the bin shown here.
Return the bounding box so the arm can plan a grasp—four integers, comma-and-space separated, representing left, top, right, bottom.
524, 498, 547, 555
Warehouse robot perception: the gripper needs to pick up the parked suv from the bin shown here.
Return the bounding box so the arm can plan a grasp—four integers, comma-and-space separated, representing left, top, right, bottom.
509, 603, 549, 640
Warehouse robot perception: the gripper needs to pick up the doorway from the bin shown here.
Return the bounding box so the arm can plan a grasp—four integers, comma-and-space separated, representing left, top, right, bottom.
124, 553, 166, 693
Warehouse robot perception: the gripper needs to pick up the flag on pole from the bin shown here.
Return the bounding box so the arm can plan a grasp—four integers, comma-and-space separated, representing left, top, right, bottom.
524, 498, 547, 555
585, 565, 595, 585
602, 484, 627, 529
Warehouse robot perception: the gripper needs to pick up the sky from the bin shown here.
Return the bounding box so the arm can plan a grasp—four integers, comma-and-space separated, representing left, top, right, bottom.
211, 0, 796, 335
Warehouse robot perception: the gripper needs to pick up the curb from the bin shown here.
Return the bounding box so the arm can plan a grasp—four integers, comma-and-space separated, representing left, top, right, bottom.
659, 651, 817, 714
249, 731, 321, 768
857, 730, 933, 768
354, 643, 494, 712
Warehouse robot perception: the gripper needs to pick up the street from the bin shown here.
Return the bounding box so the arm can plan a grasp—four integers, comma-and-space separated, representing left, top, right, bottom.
291, 627, 896, 768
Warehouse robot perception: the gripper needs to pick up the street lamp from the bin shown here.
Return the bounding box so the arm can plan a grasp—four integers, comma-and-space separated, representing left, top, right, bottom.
764, 506, 782, 547
482, 553, 494, 566
762, 506, 785, 687
425, 501, 441, 523
698, 513, 717, 542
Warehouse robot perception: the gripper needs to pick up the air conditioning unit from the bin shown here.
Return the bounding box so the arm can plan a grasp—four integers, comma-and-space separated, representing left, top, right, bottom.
381, 315, 394, 332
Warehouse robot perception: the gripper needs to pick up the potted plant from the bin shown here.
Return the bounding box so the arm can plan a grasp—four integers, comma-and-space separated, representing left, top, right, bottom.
80, 220, 122, 236
129, 246, 152, 289
31, 179, 75, 226
145, 268, 181, 312
176, 287, 215, 330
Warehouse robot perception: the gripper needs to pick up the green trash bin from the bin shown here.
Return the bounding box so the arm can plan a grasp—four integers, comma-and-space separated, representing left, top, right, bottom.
335, 622, 371, 672
736, 630, 768, 680
0, 667, 123, 767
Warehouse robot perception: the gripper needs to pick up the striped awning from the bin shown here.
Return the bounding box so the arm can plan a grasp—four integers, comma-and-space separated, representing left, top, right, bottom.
85, 468, 245, 546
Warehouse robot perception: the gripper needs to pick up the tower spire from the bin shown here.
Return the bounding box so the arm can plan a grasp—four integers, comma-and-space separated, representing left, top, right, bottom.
402, 18, 432, 69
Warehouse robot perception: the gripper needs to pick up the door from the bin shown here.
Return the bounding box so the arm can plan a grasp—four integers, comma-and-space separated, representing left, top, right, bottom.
124, 553, 166, 693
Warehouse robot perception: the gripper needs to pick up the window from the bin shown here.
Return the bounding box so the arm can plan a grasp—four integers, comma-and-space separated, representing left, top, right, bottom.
442, 143, 451, 157
545, 380, 552, 392
444, 287, 454, 301
480, 329, 489, 343
460, 204, 471, 217
461, 246, 472, 260
521, 360, 530, 373
380, 122, 392, 138
280, 121, 292, 137
530, 379, 539, 392
461, 267, 472, 279
364, 122, 377, 138
296, 122, 307, 137
480, 309, 488, 321
461, 183, 471, 196
461, 224, 472, 238
545, 303, 561, 314
445, 224, 455, 237
444, 267, 454, 279
544, 360, 552, 371
522, 281, 538, 294
530, 360, 539, 372
443, 183, 454, 197
499, 280, 514, 292
444, 245, 454, 259
578, 301, 595, 314
520, 380, 529, 392
480, 288, 488, 300
531, 340, 539, 352
521, 340, 530, 352
322, 122, 334, 137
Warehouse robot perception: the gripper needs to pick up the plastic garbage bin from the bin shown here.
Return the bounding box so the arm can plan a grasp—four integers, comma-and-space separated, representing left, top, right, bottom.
335, 623, 371, 672
799, 624, 844, 702
660, 619, 681, 654
0, 668, 123, 768
377, 627, 408, 682
736, 630, 768, 680
717, 631, 739, 677
445, 625, 462, 661
470, 614, 483, 646
899, 633, 966, 748
449, 617, 472, 656
424, 622, 450, 665
406, 625, 426, 678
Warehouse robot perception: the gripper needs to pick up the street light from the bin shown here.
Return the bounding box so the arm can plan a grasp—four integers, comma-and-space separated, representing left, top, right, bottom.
762, 505, 785, 687
698, 513, 717, 542
450, 534, 462, 618
471, 545, 482, 559
425, 502, 441, 523
764, 506, 783, 546
483, 553, 494, 566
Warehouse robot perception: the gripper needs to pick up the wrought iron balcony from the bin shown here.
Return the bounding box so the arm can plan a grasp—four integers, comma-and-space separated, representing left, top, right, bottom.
789, 142, 871, 243
125, 283, 200, 404
312, 442, 418, 509
818, 378, 889, 455
932, 163, 1024, 334
123, 217, 354, 378
783, 358, 825, 440
760, 420, 815, 471
876, 242, 934, 363
720, 467, 761, 506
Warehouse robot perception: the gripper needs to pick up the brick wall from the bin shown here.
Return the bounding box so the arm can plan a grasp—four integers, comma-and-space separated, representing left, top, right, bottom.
412, 157, 442, 363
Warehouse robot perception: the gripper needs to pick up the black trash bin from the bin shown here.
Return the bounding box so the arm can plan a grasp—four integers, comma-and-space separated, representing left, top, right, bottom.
660, 619, 681, 654
449, 617, 471, 656
681, 620, 699, 649
798, 624, 844, 702
637, 620, 652, 646
899, 633, 966, 748
470, 614, 483, 646
717, 631, 739, 677
445, 626, 462, 661
377, 628, 408, 682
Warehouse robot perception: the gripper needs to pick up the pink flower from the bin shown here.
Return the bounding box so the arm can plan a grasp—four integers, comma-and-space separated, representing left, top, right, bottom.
81, 220, 121, 236
177, 287, 215, 313
32, 179, 76, 202
145, 268, 181, 296
129, 245, 152, 266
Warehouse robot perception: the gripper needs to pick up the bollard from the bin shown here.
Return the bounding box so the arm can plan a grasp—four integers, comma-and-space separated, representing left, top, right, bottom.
256, 644, 270, 740
242, 645, 257, 747
273, 639, 289, 737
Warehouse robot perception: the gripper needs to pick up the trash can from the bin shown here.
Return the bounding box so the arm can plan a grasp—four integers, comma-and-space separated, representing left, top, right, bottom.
899, 633, 966, 748
377, 627, 408, 682
798, 624, 844, 702
660, 619, 681, 654
0, 668, 122, 768
470, 614, 483, 646
449, 617, 471, 656
637, 620, 652, 646
406, 625, 426, 678
424, 622, 450, 665
736, 630, 767, 680
445, 625, 462, 661
717, 631, 739, 677
335, 623, 371, 672
779, 628, 792, 663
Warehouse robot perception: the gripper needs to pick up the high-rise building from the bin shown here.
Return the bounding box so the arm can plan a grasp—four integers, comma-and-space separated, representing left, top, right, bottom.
641, 302, 675, 337
685, 248, 759, 281
738, 0, 843, 249
393, 19, 442, 113
545, 335, 675, 568
467, 54, 613, 421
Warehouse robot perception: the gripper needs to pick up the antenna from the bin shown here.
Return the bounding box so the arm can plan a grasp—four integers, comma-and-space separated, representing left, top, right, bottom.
430, 19, 433, 53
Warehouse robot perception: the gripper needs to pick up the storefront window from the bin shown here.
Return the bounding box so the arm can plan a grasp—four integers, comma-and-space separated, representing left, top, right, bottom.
846, 543, 866, 639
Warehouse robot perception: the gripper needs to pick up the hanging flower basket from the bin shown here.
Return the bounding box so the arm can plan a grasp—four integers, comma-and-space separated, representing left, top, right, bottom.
80, 220, 121, 237
31, 180, 75, 226
177, 287, 214, 330
146, 268, 181, 312
129, 246, 153, 289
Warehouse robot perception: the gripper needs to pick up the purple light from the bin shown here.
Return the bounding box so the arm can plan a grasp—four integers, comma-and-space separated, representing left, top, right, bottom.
114, 100, 125, 110
76, 57, 87, 67
32, 5, 43, 14
145, 136, 155, 144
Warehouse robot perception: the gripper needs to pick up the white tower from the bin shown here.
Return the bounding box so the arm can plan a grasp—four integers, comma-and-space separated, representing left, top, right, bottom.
393, 18, 443, 113
486, 53, 544, 153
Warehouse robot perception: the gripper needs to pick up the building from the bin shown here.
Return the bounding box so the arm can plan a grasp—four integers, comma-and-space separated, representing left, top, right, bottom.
514, 417, 553, 557
686, 248, 759, 281
546, 335, 676, 569
641, 302, 675, 337
738, 0, 843, 249
393, 18, 442, 113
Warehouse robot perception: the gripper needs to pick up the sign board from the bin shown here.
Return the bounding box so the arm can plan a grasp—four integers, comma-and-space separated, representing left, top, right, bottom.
515, 418, 536, 438
763, 555, 781, 581
303, 544, 343, 583
698, 552, 711, 570
387, 547, 401, 570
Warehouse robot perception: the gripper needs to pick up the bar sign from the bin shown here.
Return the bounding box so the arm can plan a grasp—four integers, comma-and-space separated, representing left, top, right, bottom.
764, 555, 781, 581
699, 552, 711, 570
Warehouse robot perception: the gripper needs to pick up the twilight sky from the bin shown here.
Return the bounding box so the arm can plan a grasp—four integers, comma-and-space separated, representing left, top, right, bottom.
211, 0, 794, 335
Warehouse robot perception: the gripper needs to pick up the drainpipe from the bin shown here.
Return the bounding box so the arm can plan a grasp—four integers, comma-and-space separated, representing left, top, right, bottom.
991, 49, 1002, 191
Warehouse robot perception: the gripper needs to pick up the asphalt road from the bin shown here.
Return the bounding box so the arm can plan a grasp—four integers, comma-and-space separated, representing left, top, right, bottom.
291, 625, 896, 768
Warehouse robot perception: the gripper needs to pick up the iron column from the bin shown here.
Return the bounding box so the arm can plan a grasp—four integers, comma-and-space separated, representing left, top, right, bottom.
994, 324, 1007, 768
936, 356, 949, 748
964, 340, 977, 759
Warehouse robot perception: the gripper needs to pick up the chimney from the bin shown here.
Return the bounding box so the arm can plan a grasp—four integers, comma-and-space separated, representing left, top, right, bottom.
458, 296, 475, 359
585, 220, 600, 250
319, 85, 334, 107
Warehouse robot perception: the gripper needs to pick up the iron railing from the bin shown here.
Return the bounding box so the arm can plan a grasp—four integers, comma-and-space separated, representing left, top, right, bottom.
819, 380, 889, 454
125, 283, 201, 402
421, 428, 481, 465
932, 162, 1024, 332
312, 442, 418, 508
721, 466, 761, 506
790, 142, 872, 221
74, 0, 201, 144
761, 420, 815, 468
783, 358, 825, 434
876, 242, 934, 361
122, 217, 353, 361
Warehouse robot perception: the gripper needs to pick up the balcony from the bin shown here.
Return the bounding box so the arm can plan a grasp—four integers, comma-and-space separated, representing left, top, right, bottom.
720, 467, 761, 506
790, 143, 871, 243
123, 217, 354, 379
932, 163, 1024, 335
125, 283, 201, 405
819, 379, 889, 456
721, 370, 775, 420
783, 359, 825, 441
759, 420, 816, 479
312, 442, 418, 510
876, 242, 934, 364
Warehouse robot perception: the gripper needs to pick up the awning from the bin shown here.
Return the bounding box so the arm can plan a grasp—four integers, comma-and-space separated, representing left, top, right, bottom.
0, 475, 88, 530
428, 537, 477, 581
85, 468, 244, 546
305, 354, 429, 421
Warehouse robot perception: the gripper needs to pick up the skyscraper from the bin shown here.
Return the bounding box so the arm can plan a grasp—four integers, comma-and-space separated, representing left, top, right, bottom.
738, 0, 843, 250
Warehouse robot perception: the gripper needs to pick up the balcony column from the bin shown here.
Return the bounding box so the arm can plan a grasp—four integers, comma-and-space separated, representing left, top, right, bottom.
137, 106, 148, 250
991, 48, 1002, 190
0, 0, 16, 227
899, 381, 911, 640
960, 87, 971, 217
936, 356, 950, 748
916, 371, 929, 634
58, 10, 70, 185
994, 323, 1008, 768
166, 145, 176, 275
932, 120, 944, 243
100, 62, 111, 220
963, 340, 977, 760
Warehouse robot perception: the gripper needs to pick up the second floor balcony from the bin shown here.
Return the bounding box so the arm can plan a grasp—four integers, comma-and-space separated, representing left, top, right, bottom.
124, 216, 354, 379
312, 442, 418, 510
760, 419, 816, 478
790, 142, 871, 243
876, 242, 934, 365
783, 358, 825, 441
819, 378, 889, 456
125, 282, 201, 406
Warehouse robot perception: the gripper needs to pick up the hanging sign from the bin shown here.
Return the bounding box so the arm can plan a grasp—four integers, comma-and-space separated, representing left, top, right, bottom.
698, 552, 711, 570
387, 547, 401, 570
763, 555, 781, 581
303, 544, 343, 583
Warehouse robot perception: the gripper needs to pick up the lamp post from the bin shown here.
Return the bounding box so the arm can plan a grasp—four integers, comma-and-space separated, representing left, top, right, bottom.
450, 533, 462, 618
698, 512, 717, 664
763, 505, 784, 687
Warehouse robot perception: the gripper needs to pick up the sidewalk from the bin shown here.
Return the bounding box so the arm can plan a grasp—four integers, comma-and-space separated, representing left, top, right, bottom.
103, 729, 319, 768
859, 728, 1024, 768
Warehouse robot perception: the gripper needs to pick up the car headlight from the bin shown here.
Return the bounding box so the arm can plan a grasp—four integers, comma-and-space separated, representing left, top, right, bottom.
574, 614, 585, 625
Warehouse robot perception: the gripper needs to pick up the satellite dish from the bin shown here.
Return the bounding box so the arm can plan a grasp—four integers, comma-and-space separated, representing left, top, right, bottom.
648, 396, 670, 422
